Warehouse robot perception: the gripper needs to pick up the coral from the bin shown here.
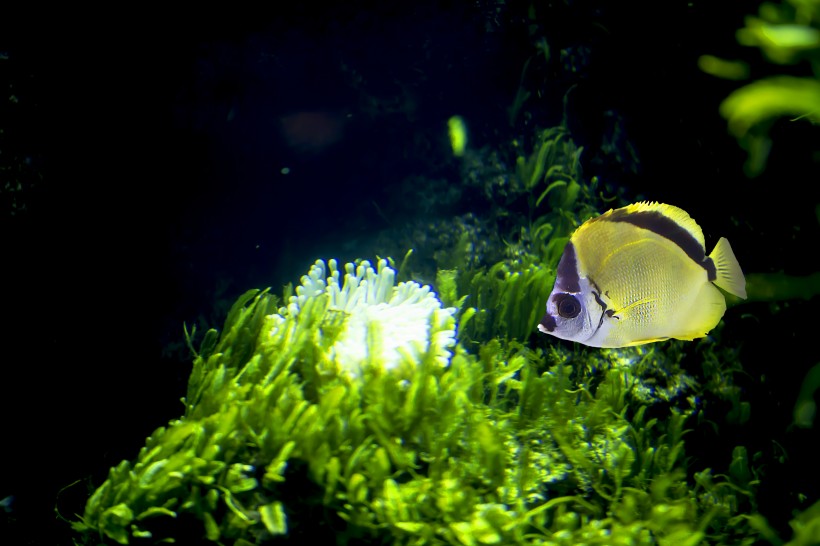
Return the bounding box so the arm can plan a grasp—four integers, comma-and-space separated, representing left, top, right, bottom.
284, 259, 457, 378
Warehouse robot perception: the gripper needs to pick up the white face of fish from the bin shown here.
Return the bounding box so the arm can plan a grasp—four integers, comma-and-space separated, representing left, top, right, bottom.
538, 276, 614, 347
538, 240, 619, 347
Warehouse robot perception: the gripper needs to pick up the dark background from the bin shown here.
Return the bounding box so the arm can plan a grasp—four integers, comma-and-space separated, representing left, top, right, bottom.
2, 2, 818, 544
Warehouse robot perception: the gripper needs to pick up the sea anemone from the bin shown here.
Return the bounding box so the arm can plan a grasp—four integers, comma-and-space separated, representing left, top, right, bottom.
278, 258, 457, 378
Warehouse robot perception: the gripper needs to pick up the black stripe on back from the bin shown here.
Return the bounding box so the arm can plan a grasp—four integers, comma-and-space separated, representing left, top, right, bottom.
605, 209, 717, 280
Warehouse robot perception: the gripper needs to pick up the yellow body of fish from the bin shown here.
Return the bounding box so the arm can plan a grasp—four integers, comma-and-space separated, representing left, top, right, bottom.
538, 202, 747, 348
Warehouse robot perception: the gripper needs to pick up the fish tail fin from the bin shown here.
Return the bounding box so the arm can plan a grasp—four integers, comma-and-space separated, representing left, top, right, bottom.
709, 237, 747, 299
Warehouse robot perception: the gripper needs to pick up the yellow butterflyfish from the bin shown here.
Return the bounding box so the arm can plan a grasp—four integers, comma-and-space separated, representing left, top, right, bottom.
537, 202, 746, 348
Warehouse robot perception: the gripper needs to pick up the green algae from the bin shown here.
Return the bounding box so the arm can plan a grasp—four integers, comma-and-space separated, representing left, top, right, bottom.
702, 0, 820, 177
71, 116, 789, 545
70, 69, 815, 544
73, 267, 767, 545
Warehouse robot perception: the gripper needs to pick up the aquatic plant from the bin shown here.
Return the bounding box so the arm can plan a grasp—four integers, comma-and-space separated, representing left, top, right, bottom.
74, 250, 770, 545
700, 0, 820, 176
793, 362, 820, 429
0, 51, 42, 219
428, 126, 622, 347
71, 32, 790, 543
438, 260, 553, 344
74, 258, 461, 543
372, 125, 615, 293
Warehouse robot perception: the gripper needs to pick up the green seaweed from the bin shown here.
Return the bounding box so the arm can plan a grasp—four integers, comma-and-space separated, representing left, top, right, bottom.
72, 106, 787, 545
701, 0, 820, 176
68, 43, 811, 541
73, 259, 770, 545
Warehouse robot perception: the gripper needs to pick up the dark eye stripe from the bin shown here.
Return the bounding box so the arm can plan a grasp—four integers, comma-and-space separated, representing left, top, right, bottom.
555, 242, 580, 293
539, 313, 556, 332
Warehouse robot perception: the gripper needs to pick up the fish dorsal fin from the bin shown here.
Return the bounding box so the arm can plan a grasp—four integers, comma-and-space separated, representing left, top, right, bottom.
607, 201, 705, 248
588, 201, 708, 268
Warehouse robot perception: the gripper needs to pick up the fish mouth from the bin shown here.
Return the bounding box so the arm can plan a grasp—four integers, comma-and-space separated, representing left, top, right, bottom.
538, 313, 557, 333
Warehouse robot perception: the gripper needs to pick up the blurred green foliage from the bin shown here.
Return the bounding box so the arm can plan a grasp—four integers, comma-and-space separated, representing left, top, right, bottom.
700, 0, 820, 176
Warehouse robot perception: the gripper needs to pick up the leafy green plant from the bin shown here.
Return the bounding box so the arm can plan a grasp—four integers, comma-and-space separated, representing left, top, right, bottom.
73, 256, 768, 544
700, 0, 820, 176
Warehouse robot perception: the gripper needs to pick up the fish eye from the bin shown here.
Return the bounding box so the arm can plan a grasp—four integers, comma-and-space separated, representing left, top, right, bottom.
554, 293, 581, 319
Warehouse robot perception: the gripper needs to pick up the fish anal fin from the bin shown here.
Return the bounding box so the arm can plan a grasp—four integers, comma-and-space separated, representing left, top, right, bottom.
709, 237, 747, 299
624, 336, 670, 347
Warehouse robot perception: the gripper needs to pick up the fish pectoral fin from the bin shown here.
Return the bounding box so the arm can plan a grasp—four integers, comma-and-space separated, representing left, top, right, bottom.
612, 297, 656, 320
